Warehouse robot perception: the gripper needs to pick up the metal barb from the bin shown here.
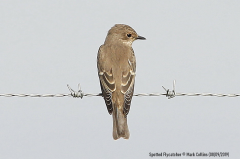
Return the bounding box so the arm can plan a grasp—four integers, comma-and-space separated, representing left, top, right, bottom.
162, 80, 176, 99
67, 84, 84, 99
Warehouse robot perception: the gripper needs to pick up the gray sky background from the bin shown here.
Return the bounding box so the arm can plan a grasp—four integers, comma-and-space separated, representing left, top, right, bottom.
0, 0, 240, 158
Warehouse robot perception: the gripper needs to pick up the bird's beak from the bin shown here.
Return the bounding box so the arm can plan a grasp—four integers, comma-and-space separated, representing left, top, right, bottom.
136, 35, 146, 40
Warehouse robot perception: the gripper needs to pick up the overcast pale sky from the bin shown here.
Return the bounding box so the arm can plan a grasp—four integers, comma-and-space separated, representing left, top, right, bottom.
0, 0, 240, 158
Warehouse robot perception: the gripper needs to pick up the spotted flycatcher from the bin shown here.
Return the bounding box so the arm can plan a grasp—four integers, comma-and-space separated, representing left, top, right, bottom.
97, 24, 145, 140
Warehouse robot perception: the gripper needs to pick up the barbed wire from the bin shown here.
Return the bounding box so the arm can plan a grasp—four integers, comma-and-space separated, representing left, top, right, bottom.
1, 93, 239, 98
0, 81, 239, 99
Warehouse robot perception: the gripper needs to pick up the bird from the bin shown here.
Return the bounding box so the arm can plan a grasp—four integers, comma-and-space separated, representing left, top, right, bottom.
97, 24, 146, 140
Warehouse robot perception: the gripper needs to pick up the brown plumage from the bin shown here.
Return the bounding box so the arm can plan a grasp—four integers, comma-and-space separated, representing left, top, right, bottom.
97, 24, 145, 140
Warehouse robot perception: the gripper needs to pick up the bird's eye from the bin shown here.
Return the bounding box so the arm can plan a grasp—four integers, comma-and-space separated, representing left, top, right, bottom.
127, 34, 132, 37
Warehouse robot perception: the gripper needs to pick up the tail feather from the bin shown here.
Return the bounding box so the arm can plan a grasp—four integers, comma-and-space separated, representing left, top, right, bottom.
112, 107, 129, 140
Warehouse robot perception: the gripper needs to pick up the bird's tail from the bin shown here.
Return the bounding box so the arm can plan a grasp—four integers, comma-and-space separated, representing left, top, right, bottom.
112, 106, 129, 140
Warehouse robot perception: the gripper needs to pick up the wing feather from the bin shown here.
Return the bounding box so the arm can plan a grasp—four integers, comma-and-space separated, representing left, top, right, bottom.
121, 59, 136, 116
97, 46, 115, 115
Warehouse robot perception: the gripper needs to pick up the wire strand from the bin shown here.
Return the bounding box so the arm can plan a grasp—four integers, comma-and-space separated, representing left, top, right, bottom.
0, 93, 239, 98
0, 81, 239, 98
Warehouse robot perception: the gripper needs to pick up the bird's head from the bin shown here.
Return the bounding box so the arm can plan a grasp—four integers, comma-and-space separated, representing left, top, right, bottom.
105, 24, 146, 46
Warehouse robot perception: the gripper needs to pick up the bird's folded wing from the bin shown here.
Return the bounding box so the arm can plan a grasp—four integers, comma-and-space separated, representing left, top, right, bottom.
97, 45, 116, 114
121, 60, 136, 116
99, 69, 116, 114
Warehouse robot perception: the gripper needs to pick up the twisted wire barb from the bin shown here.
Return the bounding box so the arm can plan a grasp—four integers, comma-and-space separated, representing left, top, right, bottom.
0, 81, 239, 98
